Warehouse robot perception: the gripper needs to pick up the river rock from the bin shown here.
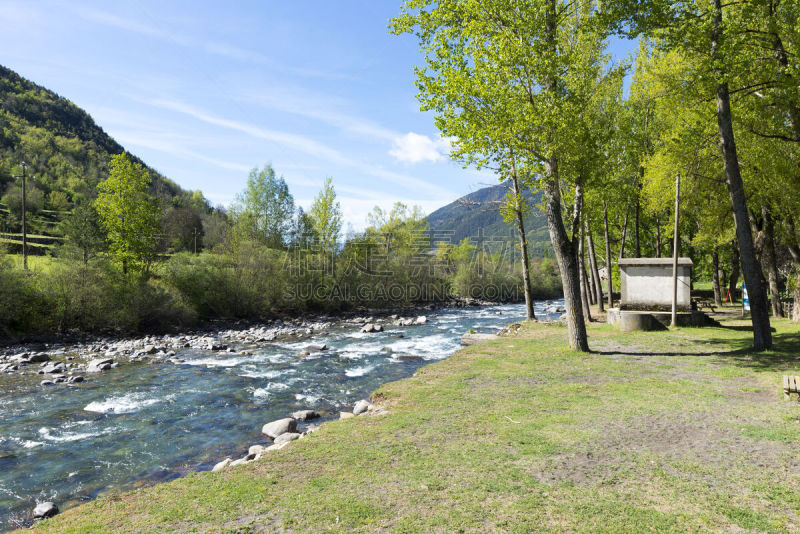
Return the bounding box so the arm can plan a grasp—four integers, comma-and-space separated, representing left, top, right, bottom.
394, 353, 423, 361
340, 411, 355, 419
273, 432, 301, 445
262, 418, 297, 439
40, 380, 55, 386
229, 458, 249, 467
212, 458, 232, 472
86, 358, 114, 373
361, 323, 383, 333
26, 353, 51, 363
248, 445, 267, 456
68, 375, 84, 383
305, 343, 327, 351
291, 409, 319, 421
33, 502, 59, 519
41, 362, 66, 374
353, 399, 372, 415
266, 442, 288, 451
414, 315, 428, 325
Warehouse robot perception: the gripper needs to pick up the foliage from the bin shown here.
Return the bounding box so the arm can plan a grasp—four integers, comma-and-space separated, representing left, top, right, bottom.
308, 177, 342, 254
95, 153, 161, 274
232, 165, 295, 249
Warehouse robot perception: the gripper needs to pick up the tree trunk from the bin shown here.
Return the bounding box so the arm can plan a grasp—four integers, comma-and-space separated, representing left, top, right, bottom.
604, 203, 614, 308
712, 0, 772, 350
578, 222, 593, 323
587, 224, 604, 312
729, 240, 740, 303
655, 219, 662, 258
761, 205, 783, 317
635, 167, 642, 257
510, 154, 536, 321
543, 158, 589, 351
541, 0, 588, 352
712, 247, 722, 306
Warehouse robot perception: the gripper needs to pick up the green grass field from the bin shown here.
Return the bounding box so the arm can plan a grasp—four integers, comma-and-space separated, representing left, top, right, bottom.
32, 312, 800, 533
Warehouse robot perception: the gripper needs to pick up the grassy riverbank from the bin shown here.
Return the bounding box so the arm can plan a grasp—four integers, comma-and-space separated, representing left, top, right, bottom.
33, 311, 800, 533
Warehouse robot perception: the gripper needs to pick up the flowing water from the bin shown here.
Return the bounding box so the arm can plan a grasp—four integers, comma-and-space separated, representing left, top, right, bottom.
0, 300, 563, 529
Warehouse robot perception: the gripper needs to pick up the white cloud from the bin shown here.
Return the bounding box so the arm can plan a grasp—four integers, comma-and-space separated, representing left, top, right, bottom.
390, 133, 453, 164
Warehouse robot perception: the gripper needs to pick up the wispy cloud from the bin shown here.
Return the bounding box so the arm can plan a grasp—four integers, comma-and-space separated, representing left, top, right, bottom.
71, 6, 268, 64
241, 90, 397, 141
139, 98, 454, 198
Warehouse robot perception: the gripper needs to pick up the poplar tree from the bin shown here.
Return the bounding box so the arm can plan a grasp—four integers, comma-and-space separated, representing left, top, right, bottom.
95, 153, 161, 275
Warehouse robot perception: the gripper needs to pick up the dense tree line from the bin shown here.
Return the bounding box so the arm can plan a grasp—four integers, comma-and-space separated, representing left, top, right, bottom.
392, 0, 800, 351
0, 158, 561, 338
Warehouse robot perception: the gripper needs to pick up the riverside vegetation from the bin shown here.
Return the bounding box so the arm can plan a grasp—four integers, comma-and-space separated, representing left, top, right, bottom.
0, 157, 561, 339
28, 310, 800, 533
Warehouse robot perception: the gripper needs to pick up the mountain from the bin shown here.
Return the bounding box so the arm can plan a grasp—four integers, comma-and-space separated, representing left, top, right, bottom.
0, 64, 220, 253
426, 182, 552, 257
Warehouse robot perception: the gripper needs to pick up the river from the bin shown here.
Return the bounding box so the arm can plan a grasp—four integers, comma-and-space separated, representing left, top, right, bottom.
0, 300, 564, 529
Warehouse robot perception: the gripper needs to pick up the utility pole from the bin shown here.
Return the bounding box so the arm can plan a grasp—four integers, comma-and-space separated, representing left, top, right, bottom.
12, 162, 30, 270
671, 173, 680, 327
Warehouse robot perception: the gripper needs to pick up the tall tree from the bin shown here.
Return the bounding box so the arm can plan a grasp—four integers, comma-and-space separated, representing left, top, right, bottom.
605, 0, 773, 349
308, 177, 343, 256
95, 153, 161, 275
392, 0, 619, 351
234, 164, 294, 249
60, 202, 106, 265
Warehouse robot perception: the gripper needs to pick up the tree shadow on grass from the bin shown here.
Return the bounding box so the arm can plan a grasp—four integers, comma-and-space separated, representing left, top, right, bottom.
591, 330, 800, 370
702, 331, 800, 371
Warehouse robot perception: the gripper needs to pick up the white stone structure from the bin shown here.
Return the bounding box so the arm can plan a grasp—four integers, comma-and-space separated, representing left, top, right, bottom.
619, 258, 692, 312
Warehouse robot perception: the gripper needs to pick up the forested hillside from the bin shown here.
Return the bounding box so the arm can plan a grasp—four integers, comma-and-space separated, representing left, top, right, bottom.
426, 182, 551, 257
0, 64, 221, 254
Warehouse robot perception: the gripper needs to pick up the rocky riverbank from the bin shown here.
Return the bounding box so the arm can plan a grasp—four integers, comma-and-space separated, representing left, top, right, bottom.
0, 296, 507, 387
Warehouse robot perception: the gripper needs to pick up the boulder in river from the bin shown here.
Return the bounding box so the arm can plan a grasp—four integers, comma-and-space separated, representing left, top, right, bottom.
394, 353, 423, 361
33, 502, 59, 519
86, 358, 114, 373
305, 343, 327, 351
353, 399, 372, 415
262, 418, 297, 439
26, 353, 51, 363
361, 323, 383, 333
273, 432, 301, 445
291, 409, 319, 421
414, 315, 428, 325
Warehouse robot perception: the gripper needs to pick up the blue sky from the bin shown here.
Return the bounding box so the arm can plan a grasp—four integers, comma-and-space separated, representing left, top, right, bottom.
0, 1, 635, 229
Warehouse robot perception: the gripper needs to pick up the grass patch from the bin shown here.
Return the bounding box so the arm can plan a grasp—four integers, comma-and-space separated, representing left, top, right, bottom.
32, 315, 800, 533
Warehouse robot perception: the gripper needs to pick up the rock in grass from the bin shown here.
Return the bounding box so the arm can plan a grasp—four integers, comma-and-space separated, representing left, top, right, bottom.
339, 412, 355, 419
273, 432, 301, 445
353, 399, 372, 415
248, 445, 267, 456
291, 409, 319, 421
212, 458, 232, 472
33, 502, 58, 519
261, 418, 297, 439
229, 458, 249, 467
